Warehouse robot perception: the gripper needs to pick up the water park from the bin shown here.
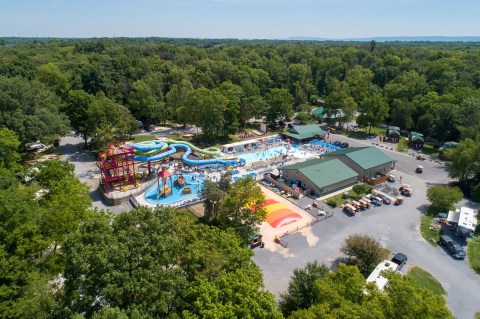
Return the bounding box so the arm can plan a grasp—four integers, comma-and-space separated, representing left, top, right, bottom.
97, 138, 245, 205
97, 132, 343, 239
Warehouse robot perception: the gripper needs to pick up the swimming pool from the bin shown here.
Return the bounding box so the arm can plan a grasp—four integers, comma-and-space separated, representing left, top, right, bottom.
144, 173, 204, 205
236, 145, 309, 163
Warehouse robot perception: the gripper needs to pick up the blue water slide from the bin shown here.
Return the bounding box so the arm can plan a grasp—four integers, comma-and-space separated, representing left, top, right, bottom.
131, 141, 242, 165
134, 144, 176, 162
130, 140, 166, 151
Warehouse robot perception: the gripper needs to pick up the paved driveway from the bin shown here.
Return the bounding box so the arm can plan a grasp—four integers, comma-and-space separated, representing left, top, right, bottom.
59, 135, 130, 214
253, 135, 480, 319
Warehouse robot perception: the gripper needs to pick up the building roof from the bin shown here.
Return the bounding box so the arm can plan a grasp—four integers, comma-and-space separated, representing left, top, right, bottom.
387, 126, 400, 136
410, 131, 424, 142
312, 107, 324, 118
283, 124, 328, 140
441, 141, 458, 149
324, 147, 395, 170
280, 158, 358, 189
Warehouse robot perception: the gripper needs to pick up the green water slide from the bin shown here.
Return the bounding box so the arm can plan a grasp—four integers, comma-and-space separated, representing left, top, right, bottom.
163, 139, 221, 156
131, 140, 169, 156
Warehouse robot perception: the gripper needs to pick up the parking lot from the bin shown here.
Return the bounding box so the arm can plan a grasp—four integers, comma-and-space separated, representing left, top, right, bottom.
253, 136, 480, 319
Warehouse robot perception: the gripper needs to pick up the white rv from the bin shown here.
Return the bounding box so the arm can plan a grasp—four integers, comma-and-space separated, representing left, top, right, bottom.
447, 207, 478, 237
366, 260, 398, 291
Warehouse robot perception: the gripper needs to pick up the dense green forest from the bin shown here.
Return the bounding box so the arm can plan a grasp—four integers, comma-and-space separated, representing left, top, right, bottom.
2, 37, 480, 147
0, 38, 476, 317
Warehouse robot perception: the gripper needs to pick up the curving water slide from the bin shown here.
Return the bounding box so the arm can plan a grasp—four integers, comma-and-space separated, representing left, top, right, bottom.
129, 140, 241, 165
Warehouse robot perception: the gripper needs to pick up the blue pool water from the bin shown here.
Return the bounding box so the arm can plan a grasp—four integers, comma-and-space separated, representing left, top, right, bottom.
144, 173, 204, 205
236, 145, 305, 163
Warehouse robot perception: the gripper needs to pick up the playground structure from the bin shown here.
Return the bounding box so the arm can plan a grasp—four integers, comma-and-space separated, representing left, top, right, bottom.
98, 139, 242, 196
174, 174, 186, 188
98, 144, 137, 194
156, 166, 173, 199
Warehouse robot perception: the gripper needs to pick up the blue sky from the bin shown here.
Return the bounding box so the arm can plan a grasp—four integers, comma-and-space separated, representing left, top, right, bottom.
1, 0, 479, 39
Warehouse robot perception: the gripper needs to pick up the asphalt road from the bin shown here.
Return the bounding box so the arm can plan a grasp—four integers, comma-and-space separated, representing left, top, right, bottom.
253, 134, 480, 319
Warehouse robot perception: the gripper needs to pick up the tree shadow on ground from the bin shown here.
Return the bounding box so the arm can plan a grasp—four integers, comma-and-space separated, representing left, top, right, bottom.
330, 256, 350, 270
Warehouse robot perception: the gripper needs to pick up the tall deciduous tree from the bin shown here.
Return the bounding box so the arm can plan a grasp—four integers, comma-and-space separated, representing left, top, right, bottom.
184, 87, 226, 141
218, 176, 266, 241
128, 80, 165, 127
447, 139, 480, 185
340, 234, 389, 276
265, 88, 294, 127
0, 76, 70, 144
346, 65, 373, 104
0, 128, 21, 168
279, 261, 329, 317
426, 186, 463, 213
357, 88, 389, 133
86, 94, 138, 149
288, 264, 453, 319
64, 89, 95, 146
183, 268, 282, 319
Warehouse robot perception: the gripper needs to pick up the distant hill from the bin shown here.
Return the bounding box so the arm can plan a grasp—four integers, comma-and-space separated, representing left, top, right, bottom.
287, 36, 480, 42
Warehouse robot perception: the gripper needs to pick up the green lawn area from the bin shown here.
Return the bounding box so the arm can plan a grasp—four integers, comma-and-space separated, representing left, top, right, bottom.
325, 188, 370, 208
397, 137, 408, 152
132, 134, 157, 142
421, 143, 440, 157
407, 266, 446, 296
468, 239, 480, 274
178, 209, 200, 223
345, 126, 385, 139
420, 214, 441, 247
475, 312, 480, 319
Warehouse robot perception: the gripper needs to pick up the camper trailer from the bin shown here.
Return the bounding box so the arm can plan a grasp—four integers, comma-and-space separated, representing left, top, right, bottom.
366, 260, 399, 291
447, 207, 478, 237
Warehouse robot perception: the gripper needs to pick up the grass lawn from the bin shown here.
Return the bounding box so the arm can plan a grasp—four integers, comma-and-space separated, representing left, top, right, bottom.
467, 239, 480, 274
397, 137, 408, 152
475, 312, 480, 319
407, 266, 446, 296
132, 134, 157, 142
345, 126, 385, 139
325, 189, 370, 208
179, 209, 200, 223
421, 143, 440, 157
420, 214, 441, 247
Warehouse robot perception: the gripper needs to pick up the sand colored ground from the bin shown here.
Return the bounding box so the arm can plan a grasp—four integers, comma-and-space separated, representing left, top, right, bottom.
257, 185, 316, 256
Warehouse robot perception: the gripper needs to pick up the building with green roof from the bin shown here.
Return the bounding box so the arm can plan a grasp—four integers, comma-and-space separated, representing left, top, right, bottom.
280, 158, 358, 197
323, 147, 395, 178
311, 107, 346, 122
282, 124, 328, 143
409, 131, 424, 149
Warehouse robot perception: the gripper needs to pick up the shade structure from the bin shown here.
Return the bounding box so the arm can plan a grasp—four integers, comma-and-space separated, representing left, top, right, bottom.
261, 196, 302, 228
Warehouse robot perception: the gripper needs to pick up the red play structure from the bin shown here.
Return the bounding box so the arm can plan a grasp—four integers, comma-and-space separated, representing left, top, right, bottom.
98, 143, 137, 194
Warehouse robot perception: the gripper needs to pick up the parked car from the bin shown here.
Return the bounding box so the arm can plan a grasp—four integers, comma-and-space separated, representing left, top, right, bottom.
416, 165, 423, 173
439, 235, 466, 259
341, 142, 349, 148
371, 196, 383, 206
376, 194, 391, 205
333, 141, 342, 146
387, 174, 395, 183
394, 196, 404, 206
391, 253, 408, 270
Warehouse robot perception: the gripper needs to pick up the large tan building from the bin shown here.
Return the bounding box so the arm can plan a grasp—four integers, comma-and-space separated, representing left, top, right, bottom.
323, 147, 395, 179
279, 158, 359, 197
